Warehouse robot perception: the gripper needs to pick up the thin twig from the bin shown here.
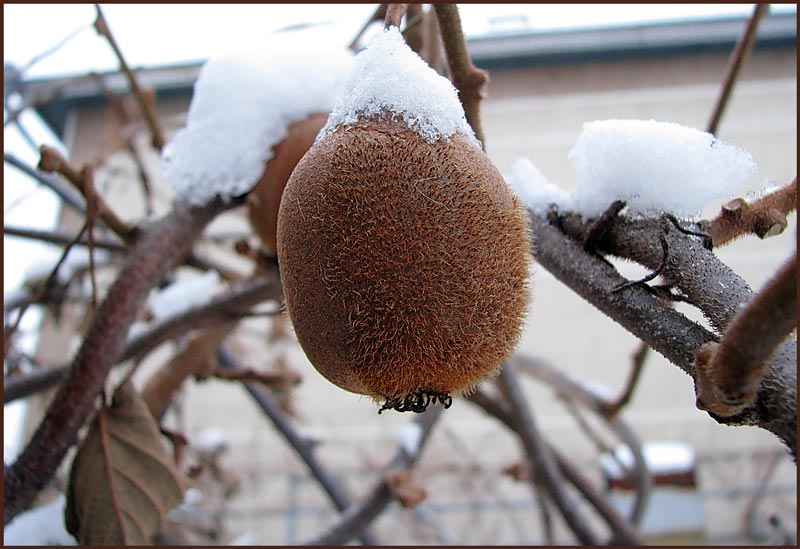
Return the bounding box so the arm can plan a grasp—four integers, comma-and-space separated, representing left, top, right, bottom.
495, 362, 600, 545
4, 224, 127, 253
701, 177, 797, 247
4, 152, 86, 213
93, 74, 155, 215
605, 342, 650, 418
384, 3, 408, 29
695, 250, 796, 416
3, 367, 68, 404
402, 4, 425, 54
217, 347, 383, 546
6, 222, 90, 344
511, 355, 652, 528
467, 378, 644, 542
3, 272, 282, 404
348, 4, 387, 51
706, 4, 769, 135
612, 234, 668, 293
4, 198, 234, 526
433, 4, 488, 146
420, 5, 444, 73
38, 145, 137, 243
93, 4, 166, 151
302, 404, 443, 545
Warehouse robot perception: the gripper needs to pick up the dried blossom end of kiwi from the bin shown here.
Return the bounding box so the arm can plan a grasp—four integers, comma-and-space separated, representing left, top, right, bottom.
377, 390, 453, 414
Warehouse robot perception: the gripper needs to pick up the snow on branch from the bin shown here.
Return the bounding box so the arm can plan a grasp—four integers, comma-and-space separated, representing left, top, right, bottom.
162, 48, 353, 206
509, 119, 757, 219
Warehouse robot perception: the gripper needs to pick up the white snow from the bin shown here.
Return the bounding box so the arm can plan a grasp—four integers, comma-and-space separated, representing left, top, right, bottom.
149, 270, 222, 322
320, 26, 480, 147
510, 120, 757, 219
600, 441, 696, 479
194, 427, 228, 453
568, 119, 756, 219
506, 158, 571, 213
3, 495, 75, 545
744, 178, 782, 204
395, 421, 424, 455
162, 48, 353, 206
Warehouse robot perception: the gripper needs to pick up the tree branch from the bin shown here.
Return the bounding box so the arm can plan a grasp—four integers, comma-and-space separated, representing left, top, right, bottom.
302, 404, 443, 545
605, 342, 650, 418
4, 198, 233, 525
433, 3, 488, 146
495, 362, 601, 545
217, 347, 381, 546
701, 177, 797, 247
38, 145, 138, 243
695, 250, 796, 416
512, 354, 652, 529
4, 152, 86, 213
532, 209, 796, 456
706, 3, 769, 135
3, 271, 281, 404
93, 4, 166, 151
467, 367, 644, 543
383, 3, 408, 29
4, 224, 127, 253
348, 4, 387, 51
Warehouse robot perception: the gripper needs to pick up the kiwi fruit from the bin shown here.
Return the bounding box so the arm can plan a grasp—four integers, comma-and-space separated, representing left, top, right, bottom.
247, 113, 330, 253
277, 115, 531, 412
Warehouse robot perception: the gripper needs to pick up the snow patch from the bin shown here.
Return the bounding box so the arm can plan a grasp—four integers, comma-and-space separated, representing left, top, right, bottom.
506, 158, 571, 213
510, 120, 757, 219
162, 48, 353, 206
149, 271, 223, 322
600, 441, 696, 479
320, 26, 480, 147
568, 119, 756, 219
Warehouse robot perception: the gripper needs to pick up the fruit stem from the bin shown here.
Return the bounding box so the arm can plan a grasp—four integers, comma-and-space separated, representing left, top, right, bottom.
384, 4, 408, 29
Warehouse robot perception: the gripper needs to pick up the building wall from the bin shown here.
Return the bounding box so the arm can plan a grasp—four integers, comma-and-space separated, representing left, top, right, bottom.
52, 44, 796, 544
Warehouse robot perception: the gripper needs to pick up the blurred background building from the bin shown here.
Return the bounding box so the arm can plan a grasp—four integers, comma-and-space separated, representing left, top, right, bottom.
6, 7, 797, 544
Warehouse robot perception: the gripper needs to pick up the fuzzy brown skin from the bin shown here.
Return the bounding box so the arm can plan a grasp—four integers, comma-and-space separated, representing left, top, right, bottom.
277, 117, 532, 401
247, 113, 330, 253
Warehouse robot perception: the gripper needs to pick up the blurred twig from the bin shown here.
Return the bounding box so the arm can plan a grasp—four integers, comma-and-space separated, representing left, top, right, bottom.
3, 271, 282, 404
434, 4, 488, 146
4, 152, 86, 213
384, 3, 408, 29
4, 197, 235, 526
217, 347, 381, 546
4, 224, 127, 253
706, 4, 769, 135
348, 4, 387, 51
495, 361, 600, 545
468, 368, 645, 543
93, 4, 166, 151
605, 342, 649, 418
38, 145, 138, 243
303, 404, 444, 545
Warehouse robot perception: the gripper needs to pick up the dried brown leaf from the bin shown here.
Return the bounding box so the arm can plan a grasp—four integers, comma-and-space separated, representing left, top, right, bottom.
65, 381, 186, 545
